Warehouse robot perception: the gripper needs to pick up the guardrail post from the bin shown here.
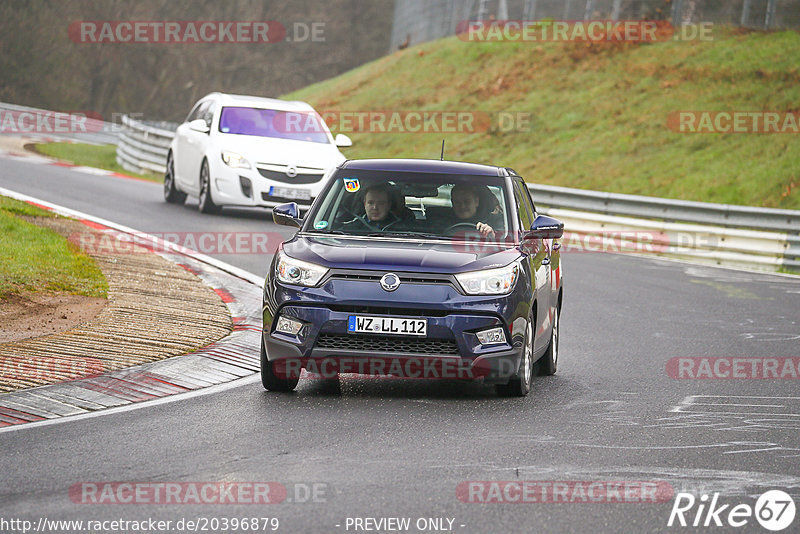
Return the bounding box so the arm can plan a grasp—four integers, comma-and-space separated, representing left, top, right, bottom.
563, 0, 573, 20
611, 0, 622, 21
523, 0, 538, 20
765, 0, 777, 29
497, 0, 508, 20
583, 0, 595, 21
476, 0, 488, 21
671, 0, 684, 27
740, 0, 752, 26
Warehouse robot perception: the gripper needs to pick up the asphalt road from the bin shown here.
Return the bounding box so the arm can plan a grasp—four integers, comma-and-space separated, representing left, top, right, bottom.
1, 155, 800, 534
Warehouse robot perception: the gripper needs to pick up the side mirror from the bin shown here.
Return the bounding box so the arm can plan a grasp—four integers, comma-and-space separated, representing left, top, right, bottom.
334, 133, 353, 147
272, 202, 303, 228
189, 119, 210, 133
526, 214, 564, 239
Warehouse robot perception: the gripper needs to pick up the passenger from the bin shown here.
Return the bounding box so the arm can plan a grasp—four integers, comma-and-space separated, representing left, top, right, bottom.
342, 183, 410, 232
449, 184, 504, 239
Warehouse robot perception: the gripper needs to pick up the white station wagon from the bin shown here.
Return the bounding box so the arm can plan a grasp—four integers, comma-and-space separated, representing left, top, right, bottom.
164, 92, 351, 213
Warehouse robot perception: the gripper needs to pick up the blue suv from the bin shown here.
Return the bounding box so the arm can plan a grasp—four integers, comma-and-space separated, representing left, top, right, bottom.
262, 159, 563, 396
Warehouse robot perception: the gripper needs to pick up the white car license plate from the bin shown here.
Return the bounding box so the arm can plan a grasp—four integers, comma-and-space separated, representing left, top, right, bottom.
269, 186, 311, 200
348, 316, 427, 336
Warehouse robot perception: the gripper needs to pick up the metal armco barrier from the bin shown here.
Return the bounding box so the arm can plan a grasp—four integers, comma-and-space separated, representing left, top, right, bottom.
0, 102, 119, 146
531, 185, 799, 272
530, 184, 800, 233
115, 114, 177, 175
540, 208, 797, 273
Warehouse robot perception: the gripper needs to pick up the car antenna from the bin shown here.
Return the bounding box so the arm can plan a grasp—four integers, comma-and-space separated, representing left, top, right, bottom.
440, 139, 445, 161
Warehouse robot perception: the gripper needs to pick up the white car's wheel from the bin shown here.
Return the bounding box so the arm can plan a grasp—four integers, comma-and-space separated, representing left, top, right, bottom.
163, 152, 187, 204
198, 159, 221, 214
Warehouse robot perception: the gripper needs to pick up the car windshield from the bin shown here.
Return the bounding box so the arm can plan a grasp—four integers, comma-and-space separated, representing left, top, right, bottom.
218, 106, 330, 144
306, 169, 512, 240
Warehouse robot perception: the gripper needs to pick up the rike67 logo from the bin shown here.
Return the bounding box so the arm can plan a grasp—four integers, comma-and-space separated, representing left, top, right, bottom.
668, 490, 796, 531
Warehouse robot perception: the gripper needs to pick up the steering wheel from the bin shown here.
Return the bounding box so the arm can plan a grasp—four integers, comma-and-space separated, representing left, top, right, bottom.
442, 222, 479, 235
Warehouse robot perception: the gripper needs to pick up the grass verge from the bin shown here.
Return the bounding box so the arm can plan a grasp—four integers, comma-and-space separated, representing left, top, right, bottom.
32, 142, 162, 182
0, 196, 108, 299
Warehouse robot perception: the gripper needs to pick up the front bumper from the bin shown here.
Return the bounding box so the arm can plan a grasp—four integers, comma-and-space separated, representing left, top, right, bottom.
210, 161, 324, 208
263, 275, 530, 384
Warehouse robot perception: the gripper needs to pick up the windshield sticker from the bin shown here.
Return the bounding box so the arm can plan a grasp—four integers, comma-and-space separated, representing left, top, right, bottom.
344, 178, 360, 193
314, 220, 329, 230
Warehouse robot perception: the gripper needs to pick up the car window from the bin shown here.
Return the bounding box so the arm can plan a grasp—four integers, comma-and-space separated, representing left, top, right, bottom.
513, 179, 534, 230
306, 170, 510, 240
201, 101, 217, 129
185, 101, 206, 123
521, 179, 537, 217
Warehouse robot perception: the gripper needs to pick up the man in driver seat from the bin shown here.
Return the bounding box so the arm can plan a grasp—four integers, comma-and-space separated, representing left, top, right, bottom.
342, 183, 412, 232
449, 184, 504, 239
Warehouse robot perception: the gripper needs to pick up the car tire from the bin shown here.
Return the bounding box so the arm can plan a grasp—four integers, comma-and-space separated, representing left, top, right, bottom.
198, 159, 221, 214
495, 316, 534, 397
535, 306, 559, 376
260, 338, 299, 392
163, 152, 187, 204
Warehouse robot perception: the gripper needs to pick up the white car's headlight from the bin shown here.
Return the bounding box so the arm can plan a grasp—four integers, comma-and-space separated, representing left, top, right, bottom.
221, 150, 251, 169
276, 251, 328, 287
456, 263, 519, 296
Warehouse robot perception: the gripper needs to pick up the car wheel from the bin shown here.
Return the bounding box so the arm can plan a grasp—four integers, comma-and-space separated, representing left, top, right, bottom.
163, 152, 187, 204
495, 316, 533, 397
535, 306, 559, 376
198, 159, 221, 214
260, 338, 299, 392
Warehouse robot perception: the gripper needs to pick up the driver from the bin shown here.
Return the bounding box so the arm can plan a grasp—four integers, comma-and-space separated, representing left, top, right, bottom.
449, 184, 503, 239
342, 183, 409, 232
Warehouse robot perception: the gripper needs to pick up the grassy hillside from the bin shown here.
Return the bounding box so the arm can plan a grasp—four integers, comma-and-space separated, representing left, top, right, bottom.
286, 27, 800, 209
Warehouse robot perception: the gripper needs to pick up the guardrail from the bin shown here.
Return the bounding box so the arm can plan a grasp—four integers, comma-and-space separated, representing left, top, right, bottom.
0, 101, 119, 146
531, 185, 799, 273
109, 112, 800, 273
115, 114, 177, 175
530, 184, 800, 234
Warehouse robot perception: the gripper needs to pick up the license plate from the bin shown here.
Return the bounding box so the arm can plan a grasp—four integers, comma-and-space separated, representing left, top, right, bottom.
269, 186, 311, 200
348, 316, 427, 336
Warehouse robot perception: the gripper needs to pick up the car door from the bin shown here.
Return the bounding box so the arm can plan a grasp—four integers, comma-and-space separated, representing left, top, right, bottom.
524, 183, 561, 317
514, 178, 551, 354
180, 99, 216, 194
173, 100, 206, 189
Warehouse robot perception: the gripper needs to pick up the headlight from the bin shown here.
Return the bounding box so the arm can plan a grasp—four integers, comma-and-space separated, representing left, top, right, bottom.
456, 263, 519, 296
221, 150, 251, 169
275, 251, 328, 287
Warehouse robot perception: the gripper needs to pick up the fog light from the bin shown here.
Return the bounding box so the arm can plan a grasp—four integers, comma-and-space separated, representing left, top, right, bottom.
239, 176, 252, 198
275, 316, 303, 335
476, 327, 506, 345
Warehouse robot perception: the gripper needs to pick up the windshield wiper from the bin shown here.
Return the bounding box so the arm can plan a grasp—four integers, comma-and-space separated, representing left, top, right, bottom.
366, 232, 451, 240
307, 229, 346, 235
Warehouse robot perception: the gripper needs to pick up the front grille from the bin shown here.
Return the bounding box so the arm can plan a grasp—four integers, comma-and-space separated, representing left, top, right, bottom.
315, 334, 459, 355
327, 271, 456, 287
327, 305, 449, 317
257, 168, 324, 184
